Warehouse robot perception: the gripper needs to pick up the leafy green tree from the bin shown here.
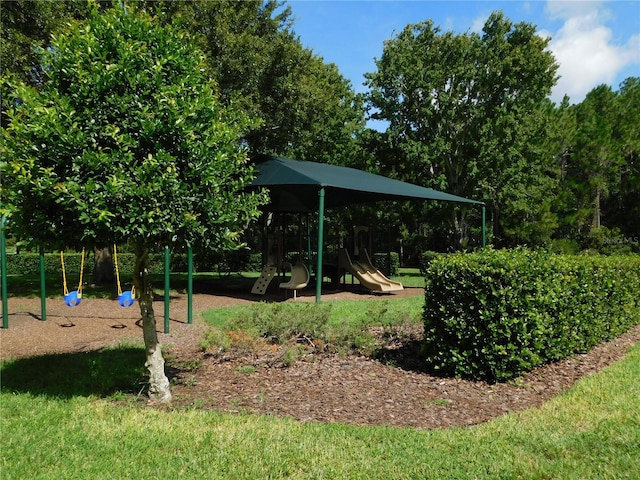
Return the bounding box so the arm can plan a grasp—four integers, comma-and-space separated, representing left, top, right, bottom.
131, 0, 365, 164
365, 12, 558, 248
3, 0, 365, 165
543, 96, 578, 239
1, 8, 267, 401
572, 84, 620, 230
0, 0, 114, 85
605, 78, 640, 240
543, 79, 639, 251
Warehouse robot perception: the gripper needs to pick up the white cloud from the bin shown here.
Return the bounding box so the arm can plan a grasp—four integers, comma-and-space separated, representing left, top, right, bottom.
470, 15, 487, 34
545, 1, 639, 103
545, 0, 606, 20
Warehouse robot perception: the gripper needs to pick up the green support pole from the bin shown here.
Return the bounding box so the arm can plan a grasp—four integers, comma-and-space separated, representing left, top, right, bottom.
315, 188, 325, 304
39, 246, 46, 321
482, 205, 487, 248
1, 215, 8, 329
164, 246, 170, 334
187, 245, 193, 325
306, 214, 312, 274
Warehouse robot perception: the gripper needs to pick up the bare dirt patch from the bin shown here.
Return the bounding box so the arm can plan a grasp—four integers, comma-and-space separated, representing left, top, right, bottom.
2, 281, 638, 429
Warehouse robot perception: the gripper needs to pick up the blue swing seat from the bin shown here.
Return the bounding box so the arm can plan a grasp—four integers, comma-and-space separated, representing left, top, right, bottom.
64, 291, 82, 307
118, 290, 136, 308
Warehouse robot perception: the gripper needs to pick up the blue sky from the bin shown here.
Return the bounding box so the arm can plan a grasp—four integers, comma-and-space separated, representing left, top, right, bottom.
287, 0, 640, 104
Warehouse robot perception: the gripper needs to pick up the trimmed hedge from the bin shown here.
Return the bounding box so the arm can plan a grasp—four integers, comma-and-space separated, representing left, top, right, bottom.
419, 251, 442, 276
423, 249, 640, 381
3, 251, 263, 277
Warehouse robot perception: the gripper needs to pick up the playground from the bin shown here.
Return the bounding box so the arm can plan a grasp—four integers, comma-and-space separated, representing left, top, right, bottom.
2, 285, 639, 429
2, 153, 637, 428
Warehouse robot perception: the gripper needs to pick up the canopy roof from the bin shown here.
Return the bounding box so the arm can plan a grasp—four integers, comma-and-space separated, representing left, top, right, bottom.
250, 154, 483, 212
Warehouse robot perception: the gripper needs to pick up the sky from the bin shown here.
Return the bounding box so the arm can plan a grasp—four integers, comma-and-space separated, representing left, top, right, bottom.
287, 0, 640, 104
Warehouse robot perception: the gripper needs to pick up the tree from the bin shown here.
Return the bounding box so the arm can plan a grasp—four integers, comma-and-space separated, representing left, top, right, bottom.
365, 12, 558, 248
2, 0, 366, 165
603, 78, 640, 240
1, 7, 267, 402
572, 85, 621, 230
554, 79, 640, 248
125, 0, 365, 164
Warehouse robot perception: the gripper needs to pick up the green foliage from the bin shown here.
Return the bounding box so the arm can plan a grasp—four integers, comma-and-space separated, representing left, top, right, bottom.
423, 249, 640, 381
419, 251, 442, 276
201, 302, 333, 355
1, 7, 267, 252
1, 0, 366, 171
201, 296, 424, 361
552, 78, 640, 243
3, 251, 263, 277
132, 0, 365, 164
0, 0, 112, 88
365, 12, 558, 248
372, 252, 399, 277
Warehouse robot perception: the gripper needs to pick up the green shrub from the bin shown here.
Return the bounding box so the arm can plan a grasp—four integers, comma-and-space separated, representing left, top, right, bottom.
548, 238, 581, 255
372, 252, 399, 277
4, 250, 262, 277
419, 251, 441, 275
423, 249, 640, 381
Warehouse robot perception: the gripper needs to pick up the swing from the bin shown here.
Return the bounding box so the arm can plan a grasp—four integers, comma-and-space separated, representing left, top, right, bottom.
61, 248, 85, 307
113, 244, 136, 308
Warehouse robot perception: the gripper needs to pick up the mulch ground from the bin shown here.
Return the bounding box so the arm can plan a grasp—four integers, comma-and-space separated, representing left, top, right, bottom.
2, 279, 639, 430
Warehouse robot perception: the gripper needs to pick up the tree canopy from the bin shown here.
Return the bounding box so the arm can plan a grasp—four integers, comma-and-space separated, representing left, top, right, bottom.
365, 12, 559, 248
115, 0, 364, 165
1, 2, 637, 257
1, 6, 266, 252
1, 6, 268, 401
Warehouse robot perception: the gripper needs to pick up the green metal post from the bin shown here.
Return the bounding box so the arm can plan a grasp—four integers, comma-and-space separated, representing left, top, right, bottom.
306, 214, 312, 274
164, 246, 170, 334
1, 215, 8, 329
315, 188, 325, 304
187, 245, 193, 325
482, 205, 487, 248
39, 246, 46, 321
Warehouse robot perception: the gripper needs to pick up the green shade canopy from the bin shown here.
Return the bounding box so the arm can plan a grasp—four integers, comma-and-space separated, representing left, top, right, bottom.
249, 154, 485, 303
250, 154, 483, 212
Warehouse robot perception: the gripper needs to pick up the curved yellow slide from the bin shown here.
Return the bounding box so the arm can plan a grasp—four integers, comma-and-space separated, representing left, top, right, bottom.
338, 248, 403, 292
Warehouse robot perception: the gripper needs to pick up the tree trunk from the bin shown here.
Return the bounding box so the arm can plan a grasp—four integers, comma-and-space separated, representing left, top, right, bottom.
452, 208, 469, 250
592, 186, 601, 229
134, 244, 172, 403
92, 246, 115, 285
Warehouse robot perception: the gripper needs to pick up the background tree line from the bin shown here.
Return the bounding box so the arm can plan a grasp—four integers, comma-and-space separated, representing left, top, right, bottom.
2, 1, 638, 260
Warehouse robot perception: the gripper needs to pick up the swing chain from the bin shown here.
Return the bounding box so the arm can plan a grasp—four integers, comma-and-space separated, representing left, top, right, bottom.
60, 248, 85, 296
114, 244, 135, 298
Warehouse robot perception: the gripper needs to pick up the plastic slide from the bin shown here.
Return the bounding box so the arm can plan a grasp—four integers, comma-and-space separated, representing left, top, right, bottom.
338, 248, 403, 292
360, 249, 404, 291
251, 265, 277, 295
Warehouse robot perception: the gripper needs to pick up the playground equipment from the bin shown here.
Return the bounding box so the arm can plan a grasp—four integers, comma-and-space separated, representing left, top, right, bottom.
252, 212, 309, 296
60, 248, 85, 306
338, 248, 403, 293
113, 244, 136, 307
279, 262, 310, 299
0, 241, 194, 331
251, 264, 277, 294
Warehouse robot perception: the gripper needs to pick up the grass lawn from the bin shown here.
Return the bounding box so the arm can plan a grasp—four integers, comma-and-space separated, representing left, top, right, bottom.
1, 342, 638, 479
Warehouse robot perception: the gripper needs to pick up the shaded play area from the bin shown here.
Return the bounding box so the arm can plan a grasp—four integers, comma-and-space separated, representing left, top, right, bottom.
248, 155, 485, 301
0, 154, 484, 329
